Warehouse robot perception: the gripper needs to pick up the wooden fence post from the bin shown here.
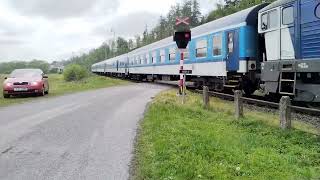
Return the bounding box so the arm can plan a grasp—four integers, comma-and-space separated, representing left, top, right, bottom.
203, 86, 210, 109
279, 96, 291, 129
234, 90, 243, 120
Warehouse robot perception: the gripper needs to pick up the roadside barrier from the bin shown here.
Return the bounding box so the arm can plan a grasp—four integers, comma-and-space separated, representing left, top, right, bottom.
201, 86, 320, 130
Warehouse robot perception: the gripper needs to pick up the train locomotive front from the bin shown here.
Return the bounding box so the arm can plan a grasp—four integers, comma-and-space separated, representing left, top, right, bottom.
258, 0, 320, 103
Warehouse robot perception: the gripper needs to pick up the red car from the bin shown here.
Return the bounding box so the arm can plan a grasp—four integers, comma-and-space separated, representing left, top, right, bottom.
3, 69, 49, 98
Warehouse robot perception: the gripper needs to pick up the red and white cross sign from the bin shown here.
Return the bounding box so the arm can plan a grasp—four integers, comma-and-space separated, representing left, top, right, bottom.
175, 17, 190, 26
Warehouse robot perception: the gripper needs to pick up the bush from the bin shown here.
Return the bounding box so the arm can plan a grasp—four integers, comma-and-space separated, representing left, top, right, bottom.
63, 64, 88, 81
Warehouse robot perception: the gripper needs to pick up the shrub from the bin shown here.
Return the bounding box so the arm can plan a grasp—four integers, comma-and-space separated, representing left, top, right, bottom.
63, 64, 88, 81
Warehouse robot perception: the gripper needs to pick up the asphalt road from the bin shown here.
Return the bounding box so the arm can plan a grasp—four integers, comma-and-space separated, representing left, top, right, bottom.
0, 83, 168, 180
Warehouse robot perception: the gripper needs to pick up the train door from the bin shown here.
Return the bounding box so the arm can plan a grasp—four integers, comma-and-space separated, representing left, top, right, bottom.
125, 58, 129, 76
261, 8, 281, 61
226, 30, 239, 71
280, 3, 296, 60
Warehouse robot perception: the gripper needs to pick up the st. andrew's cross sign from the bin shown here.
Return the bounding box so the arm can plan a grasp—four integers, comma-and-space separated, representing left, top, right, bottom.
174, 17, 191, 49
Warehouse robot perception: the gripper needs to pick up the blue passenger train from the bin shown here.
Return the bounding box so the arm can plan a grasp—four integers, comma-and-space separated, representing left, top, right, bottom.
92, 0, 320, 103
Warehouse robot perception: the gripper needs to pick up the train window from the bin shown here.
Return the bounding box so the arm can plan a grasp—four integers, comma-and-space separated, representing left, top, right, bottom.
146, 54, 150, 64
316, 4, 320, 19
143, 55, 147, 64
139, 56, 142, 64
152, 52, 157, 64
169, 47, 176, 61
261, 13, 268, 30
160, 50, 166, 63
227, 33, 234, 54
269, 9, 279, 29
213, 34, 222, 56
282, 6, 294, 25
196, 39, 207, 58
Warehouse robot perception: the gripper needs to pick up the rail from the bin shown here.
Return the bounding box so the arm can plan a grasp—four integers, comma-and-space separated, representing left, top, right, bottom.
195, 87, 320, 129
195, 89, 320, 115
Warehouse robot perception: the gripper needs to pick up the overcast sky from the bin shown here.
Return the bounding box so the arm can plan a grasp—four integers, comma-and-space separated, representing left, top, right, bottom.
0, 0, 216, 62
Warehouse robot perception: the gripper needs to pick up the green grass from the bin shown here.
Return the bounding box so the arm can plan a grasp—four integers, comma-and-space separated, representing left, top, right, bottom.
133, 90, 320, 180
0, 74, 128, 107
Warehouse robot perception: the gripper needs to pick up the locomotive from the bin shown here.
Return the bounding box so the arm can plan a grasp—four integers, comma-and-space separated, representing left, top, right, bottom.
92, 0, 320, 104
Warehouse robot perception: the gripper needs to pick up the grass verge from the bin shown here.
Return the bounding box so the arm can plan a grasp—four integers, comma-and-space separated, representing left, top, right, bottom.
133, 90, 320, 180
0, 74, 128, 107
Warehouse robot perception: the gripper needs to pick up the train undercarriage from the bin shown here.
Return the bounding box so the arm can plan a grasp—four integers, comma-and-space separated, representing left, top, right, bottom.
98, 71, 259, 96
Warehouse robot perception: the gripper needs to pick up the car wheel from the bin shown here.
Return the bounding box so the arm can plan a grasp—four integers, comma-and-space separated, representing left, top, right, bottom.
39, 88, 45, 96
45, 89, 49, 95
3, 94, 10, 98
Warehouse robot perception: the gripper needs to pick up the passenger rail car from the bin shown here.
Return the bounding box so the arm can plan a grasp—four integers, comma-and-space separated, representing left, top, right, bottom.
92, 0, 320, 103
92, 4, 268, 94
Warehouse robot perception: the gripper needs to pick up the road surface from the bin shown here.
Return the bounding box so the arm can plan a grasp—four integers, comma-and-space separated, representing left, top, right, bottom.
0, 83, 168, 180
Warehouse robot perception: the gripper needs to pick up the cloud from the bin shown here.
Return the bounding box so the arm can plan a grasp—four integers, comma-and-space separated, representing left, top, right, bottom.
0, 39, 25, 46
0, 0, 217, 62
198, 0, 218, 13
7, 0, 119, 19
93, 11, 160, 39
0, 18, 35, 38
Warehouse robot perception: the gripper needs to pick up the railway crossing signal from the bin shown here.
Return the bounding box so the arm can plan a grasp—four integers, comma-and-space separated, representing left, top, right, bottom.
175, 17, 190, 26
174, 17, 191, 49
174, 31, 191, 49
174, 17, 192, 100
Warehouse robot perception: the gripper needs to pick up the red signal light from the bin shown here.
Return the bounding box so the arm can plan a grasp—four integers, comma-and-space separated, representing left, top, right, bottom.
173, 31, 191, 49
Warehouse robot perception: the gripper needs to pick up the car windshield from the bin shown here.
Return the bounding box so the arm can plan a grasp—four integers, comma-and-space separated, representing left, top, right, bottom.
9, 69, 42, 78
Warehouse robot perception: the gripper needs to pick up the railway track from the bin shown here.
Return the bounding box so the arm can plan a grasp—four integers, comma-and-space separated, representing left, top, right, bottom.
190, 88, 320, 129
192, 89, 320, 115
153, 79, 320, 128
105, 76, 320, 128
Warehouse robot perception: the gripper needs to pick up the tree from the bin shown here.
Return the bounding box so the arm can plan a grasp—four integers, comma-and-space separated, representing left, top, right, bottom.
135, 35, 142, 48
116, 37, 129, 55
191, 0, 202, 27
0, 60, 50, 74
142, 25, 149, 46
128, 39, 134, 50
181, 0, 193, 20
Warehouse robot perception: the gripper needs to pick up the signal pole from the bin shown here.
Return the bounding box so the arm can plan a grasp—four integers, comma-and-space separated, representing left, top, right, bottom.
179, 50, 184, 95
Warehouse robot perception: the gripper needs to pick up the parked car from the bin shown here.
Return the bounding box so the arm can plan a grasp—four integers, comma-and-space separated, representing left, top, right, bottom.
2, 69, 49, 98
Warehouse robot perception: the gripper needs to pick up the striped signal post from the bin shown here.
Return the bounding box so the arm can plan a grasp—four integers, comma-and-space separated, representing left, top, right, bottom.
174, 17, 191, 100
179, 50, 185, 95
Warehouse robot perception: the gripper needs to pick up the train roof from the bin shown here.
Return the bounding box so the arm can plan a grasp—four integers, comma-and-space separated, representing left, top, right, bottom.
129, 3, 268, 55
260, 0, 295, 12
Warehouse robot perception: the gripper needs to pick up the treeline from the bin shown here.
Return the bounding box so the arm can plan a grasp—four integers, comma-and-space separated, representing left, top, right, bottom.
63, 0, 277, 69
64, 0, 203, 69
0, 60, 50, 74
206, 0, 275, 21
